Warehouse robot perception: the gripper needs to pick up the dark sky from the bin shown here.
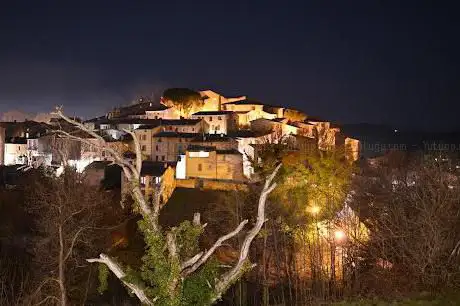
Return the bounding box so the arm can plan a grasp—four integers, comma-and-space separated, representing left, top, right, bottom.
1, 1, 459, 131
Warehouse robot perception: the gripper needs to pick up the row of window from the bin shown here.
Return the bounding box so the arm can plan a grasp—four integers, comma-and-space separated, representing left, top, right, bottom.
141, 143, 185, 152
196, 116, 223, 121
197, 163, 213, 171
196, 163, 232, 173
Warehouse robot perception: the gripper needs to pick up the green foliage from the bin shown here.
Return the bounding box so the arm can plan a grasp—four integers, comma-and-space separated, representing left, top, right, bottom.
135, 218, 210, 305
122, 266, 146, 291
137, 219, 175, 304
175, 221, 204, 259
97, 263, 110, 295
275, 149, 354, 224
97, 182, 252, 305
181, 258, 221, 306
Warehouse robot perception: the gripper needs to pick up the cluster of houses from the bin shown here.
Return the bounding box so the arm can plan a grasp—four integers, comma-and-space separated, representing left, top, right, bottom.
0, 89, 360, 200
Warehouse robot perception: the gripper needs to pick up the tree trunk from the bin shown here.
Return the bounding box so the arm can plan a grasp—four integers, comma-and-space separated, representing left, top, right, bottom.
58, 226, 67, 306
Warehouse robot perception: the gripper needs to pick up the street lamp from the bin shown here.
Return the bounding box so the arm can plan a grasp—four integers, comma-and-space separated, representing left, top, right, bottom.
334, 230, 346, 242
309, 205, 321, 216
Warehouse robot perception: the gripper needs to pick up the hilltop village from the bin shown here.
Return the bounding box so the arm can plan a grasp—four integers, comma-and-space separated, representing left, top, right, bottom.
0, 89, 359, 198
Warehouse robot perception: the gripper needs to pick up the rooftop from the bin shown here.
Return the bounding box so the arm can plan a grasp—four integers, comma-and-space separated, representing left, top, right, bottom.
187, 145, 215, 152
152, 131, 197, 138
140, 161, 175, 177
85, 160, 113, 170
186, 145, 241, 155
216, 149, 242, 155
160, 119, 201, 126
135, 119, 202, 130
192, 111, 233, 116
96, 118, 161, 125
5, 137, 27, 144
192, 134, 232, 142
228, 130, 272, 138
224, 99, 265, 106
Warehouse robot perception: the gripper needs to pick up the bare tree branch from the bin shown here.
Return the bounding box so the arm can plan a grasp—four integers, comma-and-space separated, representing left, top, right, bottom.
87, 254, 154, 305
52, 109, 160, 231
213, 163, 281, 301
181, 219, 249, 277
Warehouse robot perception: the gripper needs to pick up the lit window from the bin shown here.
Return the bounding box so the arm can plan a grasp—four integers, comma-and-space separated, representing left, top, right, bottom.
189, 151, 210, 158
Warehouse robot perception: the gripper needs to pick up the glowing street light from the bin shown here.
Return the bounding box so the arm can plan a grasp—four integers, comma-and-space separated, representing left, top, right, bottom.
309, 205, 321, 216
334, 230, 346, 242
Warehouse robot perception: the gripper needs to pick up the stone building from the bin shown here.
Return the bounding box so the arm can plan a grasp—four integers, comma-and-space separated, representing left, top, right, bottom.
151, 131, 196, 162
191, 111, 238, 135
135, 126, 162, 160
139, 161, 176, 204
250, 118, 299, 139
199, 90, 246, 111
4, 137, 28, 165
185, 145, 244, 181
222, 99, 278, 127
190, 134, 238, 151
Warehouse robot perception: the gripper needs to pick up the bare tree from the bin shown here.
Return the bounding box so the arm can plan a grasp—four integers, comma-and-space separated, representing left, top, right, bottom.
26, 169, 108, 305
349, 159, 460, 295
51, 107, 281, 305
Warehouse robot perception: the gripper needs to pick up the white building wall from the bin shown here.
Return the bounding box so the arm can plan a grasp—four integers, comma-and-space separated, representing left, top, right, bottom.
4, 143, 28, 165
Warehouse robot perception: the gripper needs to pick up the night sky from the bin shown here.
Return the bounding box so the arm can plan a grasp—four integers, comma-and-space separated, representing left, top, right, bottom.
1, 1, 459, 131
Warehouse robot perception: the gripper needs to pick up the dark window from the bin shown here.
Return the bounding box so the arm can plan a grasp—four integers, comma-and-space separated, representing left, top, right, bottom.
198, 164, 202, 171
156, 156, 159, 161
162, 156, 165, 161
141, 145, 146, 151
209, 116, 213, 122
218, 116, 222, 120
192, 128, 195, 132
156, 145, 159, 151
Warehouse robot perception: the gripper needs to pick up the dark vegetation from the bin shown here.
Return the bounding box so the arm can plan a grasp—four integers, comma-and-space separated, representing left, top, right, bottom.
2, 146, 460, 305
